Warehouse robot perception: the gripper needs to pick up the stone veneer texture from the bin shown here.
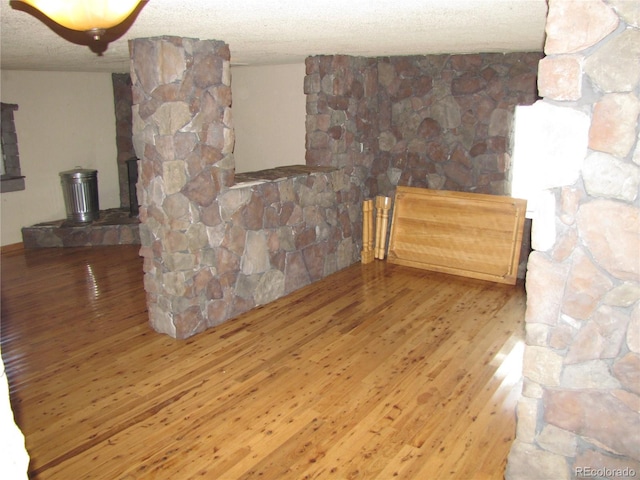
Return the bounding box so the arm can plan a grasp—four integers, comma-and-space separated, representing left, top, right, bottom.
305, 55, 378, 175
374, 53, 541, 196
506, 1, 640, 479
306, 53, 541, 199
130, 37, 361, 339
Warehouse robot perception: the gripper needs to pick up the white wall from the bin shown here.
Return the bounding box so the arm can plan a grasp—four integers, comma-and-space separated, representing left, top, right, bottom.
0, 70, 119, 246
231, 63, 306, 173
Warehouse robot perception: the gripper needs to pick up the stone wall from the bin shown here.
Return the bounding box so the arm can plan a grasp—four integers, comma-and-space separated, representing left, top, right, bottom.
305, 53, 538, 277
372, 53, 540, 197
215, 166, 360, 321
305, 53, 540, 200
131, 38, 362, 339
506, 1, 640, 479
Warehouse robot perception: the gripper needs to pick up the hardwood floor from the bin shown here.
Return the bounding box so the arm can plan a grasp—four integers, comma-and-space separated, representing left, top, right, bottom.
1, 245, 525, 479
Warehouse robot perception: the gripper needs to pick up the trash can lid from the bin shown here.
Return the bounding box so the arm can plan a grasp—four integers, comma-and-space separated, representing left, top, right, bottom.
59, 167, 98, 178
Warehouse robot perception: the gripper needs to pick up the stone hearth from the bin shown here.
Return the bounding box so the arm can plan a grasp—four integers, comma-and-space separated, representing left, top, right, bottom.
22, 208, 140, 248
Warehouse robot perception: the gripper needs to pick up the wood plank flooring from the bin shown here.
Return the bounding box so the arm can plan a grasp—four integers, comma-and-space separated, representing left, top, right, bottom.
1, 245, 525, 479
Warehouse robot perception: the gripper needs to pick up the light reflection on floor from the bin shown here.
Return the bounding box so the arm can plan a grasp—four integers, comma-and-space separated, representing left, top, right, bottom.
490, 339, 526, 415
85, 263, 100, 303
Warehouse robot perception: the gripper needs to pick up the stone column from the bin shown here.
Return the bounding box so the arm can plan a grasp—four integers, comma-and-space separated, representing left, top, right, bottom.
304, 55, 378, 176
304, 54, 378, 206
506, 1, 640, 479
130, 37, 234, 339
304, 55, 379, 257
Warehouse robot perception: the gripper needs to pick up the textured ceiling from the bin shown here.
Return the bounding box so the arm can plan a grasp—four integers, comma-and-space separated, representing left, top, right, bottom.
0, 0, 548, 73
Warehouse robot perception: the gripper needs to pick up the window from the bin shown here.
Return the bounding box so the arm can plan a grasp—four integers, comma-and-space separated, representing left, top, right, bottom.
1, 102, 25, 193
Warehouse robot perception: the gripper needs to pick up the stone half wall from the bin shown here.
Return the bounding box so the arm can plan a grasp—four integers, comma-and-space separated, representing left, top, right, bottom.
216, 167, 360, 317
130, 37, 361, 339
506, 1, 640, 479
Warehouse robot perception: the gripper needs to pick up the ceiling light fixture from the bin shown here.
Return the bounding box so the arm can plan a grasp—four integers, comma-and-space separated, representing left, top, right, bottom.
16, 0, 141, 41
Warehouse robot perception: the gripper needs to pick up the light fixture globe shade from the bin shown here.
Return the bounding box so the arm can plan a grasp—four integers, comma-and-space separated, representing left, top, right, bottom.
18, 0, 141, 33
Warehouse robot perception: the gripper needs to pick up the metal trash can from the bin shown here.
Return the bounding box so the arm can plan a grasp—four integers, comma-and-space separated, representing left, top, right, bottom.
59, 168, 100, 223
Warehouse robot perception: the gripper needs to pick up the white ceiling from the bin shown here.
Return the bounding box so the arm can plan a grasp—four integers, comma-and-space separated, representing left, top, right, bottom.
0, 0, 548, 73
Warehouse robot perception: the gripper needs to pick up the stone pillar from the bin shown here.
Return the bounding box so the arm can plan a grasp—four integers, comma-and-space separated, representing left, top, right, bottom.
130, 37, 234, 339
506, 1, 640, 479
304, 55, 379, 257
304, 55, 378, 175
